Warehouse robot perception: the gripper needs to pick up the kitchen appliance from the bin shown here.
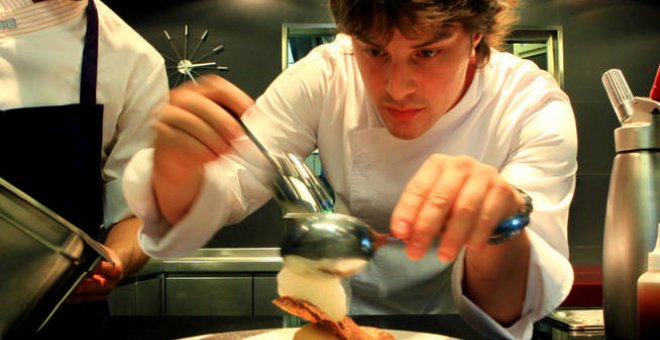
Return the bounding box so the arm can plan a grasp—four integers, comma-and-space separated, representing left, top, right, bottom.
0, 177, 110, 338
601, 68, 660, 339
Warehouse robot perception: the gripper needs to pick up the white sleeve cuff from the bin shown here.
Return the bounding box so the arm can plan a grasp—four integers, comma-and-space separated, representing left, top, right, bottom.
122, 148, 231, 258
451, 229, 574, 339
103, 177, 132, 228
122, 138, 274, 259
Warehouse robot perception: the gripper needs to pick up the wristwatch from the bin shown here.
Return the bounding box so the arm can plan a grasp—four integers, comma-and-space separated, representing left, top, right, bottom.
488, 187, 534, 244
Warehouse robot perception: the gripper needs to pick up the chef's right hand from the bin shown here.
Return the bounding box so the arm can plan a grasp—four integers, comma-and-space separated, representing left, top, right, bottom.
389, 154, 526, 262
152, 75, 254, 224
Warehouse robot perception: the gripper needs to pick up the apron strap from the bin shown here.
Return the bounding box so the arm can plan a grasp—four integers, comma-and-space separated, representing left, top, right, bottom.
80, 0, 99, 106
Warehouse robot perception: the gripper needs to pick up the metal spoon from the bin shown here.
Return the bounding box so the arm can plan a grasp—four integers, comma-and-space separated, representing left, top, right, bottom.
228, 113, 530, 271
280, 213, 380, 261
280, 212, 530, 267
228, 112, 334, 215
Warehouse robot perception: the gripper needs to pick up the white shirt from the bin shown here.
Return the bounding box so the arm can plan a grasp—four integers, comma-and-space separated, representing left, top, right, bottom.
0, 0, 169, 227
124, 34, 577, 339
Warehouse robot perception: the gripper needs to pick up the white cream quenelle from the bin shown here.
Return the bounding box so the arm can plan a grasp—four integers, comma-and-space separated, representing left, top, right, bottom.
277, 265, 346, 322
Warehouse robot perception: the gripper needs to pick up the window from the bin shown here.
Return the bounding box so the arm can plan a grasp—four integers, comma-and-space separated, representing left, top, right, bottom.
283, 23, 564, 88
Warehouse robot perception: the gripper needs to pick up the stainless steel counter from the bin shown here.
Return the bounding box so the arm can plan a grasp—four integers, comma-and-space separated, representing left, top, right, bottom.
137, 248, 283, 275
107, 248, 605, 339
109, 248, 284, 317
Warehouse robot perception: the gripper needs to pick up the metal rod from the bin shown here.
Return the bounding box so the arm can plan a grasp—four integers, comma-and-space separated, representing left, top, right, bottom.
183, 67, 197, 85
174, 73, 183, 88
194, 66, 229, 70
161, 53, 177, 64
184, 24, 189, 60
163, 30, 183, 61
193, 45, 224, 63
189, 30, 209, 61
188, 62, 217, 68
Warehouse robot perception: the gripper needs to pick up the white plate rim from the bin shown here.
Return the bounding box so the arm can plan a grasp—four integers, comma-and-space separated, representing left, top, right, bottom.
243, 327, 456, 339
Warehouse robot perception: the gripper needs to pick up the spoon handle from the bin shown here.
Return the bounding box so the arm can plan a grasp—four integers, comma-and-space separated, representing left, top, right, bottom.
227, 112, 331, 214
370, 215, 529, 249
227, 111, 280, 170
370, 213, 530, 249
228, 112, 529, 245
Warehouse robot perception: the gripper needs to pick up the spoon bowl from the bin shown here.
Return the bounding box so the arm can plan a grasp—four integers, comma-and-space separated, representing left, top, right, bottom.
280, 213, 382, 277
280, 211, 531, 277
281, 213, 378, 260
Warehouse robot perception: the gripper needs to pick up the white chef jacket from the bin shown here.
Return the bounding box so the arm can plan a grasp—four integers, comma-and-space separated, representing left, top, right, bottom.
0, 0, 168, 228
124, 34, 577, 339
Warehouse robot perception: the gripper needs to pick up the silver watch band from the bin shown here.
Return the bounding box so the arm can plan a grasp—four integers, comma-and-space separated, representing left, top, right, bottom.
488, 187, 533, 244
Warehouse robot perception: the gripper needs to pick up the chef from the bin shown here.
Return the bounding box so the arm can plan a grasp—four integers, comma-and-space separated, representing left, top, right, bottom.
0, 0, 167, 336
123, 0, 577, 339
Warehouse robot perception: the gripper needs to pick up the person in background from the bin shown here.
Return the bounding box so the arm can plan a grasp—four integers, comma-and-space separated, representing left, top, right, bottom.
123, 0, 577, 338
0, 0, 168, 337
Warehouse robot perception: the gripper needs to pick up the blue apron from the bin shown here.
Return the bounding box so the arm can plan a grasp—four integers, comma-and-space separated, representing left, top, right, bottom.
0, 1, 109, 337
0, 0, 103, 239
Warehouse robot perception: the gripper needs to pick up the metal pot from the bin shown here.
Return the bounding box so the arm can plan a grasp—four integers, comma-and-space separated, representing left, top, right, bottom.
0, 178, 108, 338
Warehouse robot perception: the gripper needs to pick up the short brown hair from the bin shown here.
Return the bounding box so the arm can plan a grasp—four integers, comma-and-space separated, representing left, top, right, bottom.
329, 0, 519, 66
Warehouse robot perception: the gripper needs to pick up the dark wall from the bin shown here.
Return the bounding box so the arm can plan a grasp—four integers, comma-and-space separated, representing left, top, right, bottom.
106, 0, 332, 98
105, 0, 334, 248
104, 0, 660, 263
515, 0, 659, 266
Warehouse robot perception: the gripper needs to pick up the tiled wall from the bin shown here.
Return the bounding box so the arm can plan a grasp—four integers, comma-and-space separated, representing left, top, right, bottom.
106, 0, 660, 266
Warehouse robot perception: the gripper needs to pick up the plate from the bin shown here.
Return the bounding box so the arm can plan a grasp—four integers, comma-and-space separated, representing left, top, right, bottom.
245, 328, 454, 339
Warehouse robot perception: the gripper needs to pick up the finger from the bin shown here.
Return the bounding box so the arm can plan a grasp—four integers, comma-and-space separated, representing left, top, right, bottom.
466, 181, 520, 249
153, 121, 216, 191
195, 74, 255, 116
160, 104, 232, 156
93, 260, 122, 280
412, 157, 473, 238
73, 274, 121, 295
72, 275, 108, 295
66, 293, 108, 304
390, 155, 445, 241
154, 119, 222, 166
437, 167, 492, 262
409, 156, 473, 259
170, 87, 243, 141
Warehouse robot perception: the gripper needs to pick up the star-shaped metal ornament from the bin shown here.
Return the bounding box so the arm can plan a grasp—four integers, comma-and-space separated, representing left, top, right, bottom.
161, 24, 229, 88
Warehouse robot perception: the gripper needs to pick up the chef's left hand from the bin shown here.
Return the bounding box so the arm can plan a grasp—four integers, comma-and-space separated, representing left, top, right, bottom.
390, 154, 526, 261
66, 246, 123, 303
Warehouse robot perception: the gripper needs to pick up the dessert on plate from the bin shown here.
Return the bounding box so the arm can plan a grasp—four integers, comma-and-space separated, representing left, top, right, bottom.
274, 260, 393, 340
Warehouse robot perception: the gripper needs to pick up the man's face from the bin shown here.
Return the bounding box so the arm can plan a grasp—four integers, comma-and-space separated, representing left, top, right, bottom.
352, 26, 481, 140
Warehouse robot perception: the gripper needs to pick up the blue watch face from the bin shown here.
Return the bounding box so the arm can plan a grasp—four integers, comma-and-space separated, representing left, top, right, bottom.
489, 215, 529, 244
488, 188, 532, 244
159, 24, 230, 88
